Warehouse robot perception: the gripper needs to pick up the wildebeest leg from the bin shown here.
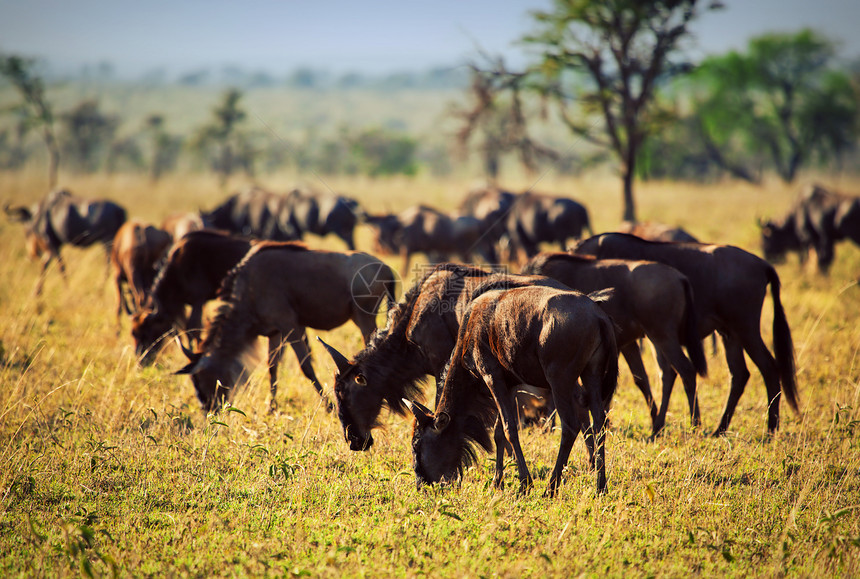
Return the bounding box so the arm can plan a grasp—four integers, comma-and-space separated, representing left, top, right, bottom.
400, 249, 411, 277
582, 368, 609, 494
266, 333, 286, 413
620, 343, 659, 434
482, 367, 532, 493
114, 269, 128, 331
287, 330, 333, 412
815, 239, 835, 274
546, 389, 584, 497
187, 304, 204, 346
654, 340, 701, 430
492, 417, 512, 490
33, 252, 56, 297
738, 329, 783, 434
714, 333, 750, 436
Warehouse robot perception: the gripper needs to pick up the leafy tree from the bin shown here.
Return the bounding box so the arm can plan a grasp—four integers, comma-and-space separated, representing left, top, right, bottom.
691, 29, 859, 183
190, 89, 256, 185
525, 0, 721, 221
350, 128, 417, 176
60, 99, 118, 173
143, 115, 183, 182
0, 55, 60, 187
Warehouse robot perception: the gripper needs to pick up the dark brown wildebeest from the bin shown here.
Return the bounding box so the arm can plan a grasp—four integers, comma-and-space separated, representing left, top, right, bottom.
160, 212, 206, 241
505, 191, 593, 260
201, 186, 297, 241
5, 189, 127, 295
760, 183, 860, 273
175, 242, 397, 413
522, 252, 707, 436
617, 221, 699, 243
283, 187, 363, 250
131, 230, 253, 365
365, 205, 493, 275
110, 221, 173, 325
458, 186, 517, 262
319, 263, 581, 451
407, 281, 618, 495
574, 232, 800, 434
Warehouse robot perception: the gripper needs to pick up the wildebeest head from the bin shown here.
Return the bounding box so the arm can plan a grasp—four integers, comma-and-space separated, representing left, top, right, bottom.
759, 216, 801, 264
131, 306, 174, 366
364, 214, 401, 255
406, 399, 464, 489
174, 344, 242, 413
318, 337, 380, 451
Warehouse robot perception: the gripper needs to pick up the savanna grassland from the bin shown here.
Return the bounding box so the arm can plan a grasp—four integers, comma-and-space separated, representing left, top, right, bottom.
1, 169, 860, 577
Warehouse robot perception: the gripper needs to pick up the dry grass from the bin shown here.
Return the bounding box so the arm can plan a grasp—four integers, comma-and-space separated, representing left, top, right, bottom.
1, 170, 859, 577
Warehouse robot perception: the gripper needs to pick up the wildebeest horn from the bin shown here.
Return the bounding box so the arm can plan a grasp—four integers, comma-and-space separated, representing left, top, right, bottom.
174, 335, 195, 360
174, 354, 211, 376
316, 336, 351, 374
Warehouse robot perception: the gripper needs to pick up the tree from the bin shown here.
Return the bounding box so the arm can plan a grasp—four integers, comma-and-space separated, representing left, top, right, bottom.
350, 128, 418, 177
60, 100, 118, 173
190, 89, 256, 185
691, 29, 859, 182
0, 55, 60, 187
525, 0, 721, 222
143, 115, 183, 182
452, 59, 557, 182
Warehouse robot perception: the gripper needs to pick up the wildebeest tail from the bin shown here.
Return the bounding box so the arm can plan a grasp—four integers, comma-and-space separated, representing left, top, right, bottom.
598, 315, 619, 406
767, 265, 799, 413
680, 277, 708, 377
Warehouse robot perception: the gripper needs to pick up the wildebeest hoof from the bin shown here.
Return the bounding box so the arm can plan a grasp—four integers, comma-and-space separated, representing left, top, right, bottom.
267, 400, 278, 414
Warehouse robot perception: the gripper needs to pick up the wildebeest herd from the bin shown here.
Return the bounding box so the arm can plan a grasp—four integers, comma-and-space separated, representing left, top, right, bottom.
6, 181, 858, 495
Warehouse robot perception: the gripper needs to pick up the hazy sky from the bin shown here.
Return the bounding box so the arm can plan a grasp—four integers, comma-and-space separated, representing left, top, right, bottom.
1, 0, 859, 76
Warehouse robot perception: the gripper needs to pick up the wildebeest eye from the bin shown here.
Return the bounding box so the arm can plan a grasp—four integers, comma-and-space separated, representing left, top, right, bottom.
354, 374, 367, 385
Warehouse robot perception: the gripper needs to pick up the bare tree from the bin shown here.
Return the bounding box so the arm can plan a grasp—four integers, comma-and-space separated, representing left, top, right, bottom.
0, 55, 60, 187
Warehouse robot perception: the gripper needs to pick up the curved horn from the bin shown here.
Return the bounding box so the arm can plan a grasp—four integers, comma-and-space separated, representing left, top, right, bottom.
316, 336, 351, 374
174, 335, 196, 361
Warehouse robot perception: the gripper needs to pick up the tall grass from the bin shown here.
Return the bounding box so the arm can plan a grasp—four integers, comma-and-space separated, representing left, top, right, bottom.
1, 171, 859, 576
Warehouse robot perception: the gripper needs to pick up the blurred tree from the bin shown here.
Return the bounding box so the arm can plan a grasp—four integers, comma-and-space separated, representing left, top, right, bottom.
60, 99, 118, 173
190, 88, 256, 185
350, 127, 417, 176
106, 136, 144, 173
691, 29, 859, 183
0, 55, 60, 187
452, 59, 557, 182
143, 115, 183, 182
525, 0, 721, 221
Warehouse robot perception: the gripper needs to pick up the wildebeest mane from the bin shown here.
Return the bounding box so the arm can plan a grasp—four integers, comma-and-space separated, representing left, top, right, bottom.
215, 240, 307, 300
353, 263, 493, 416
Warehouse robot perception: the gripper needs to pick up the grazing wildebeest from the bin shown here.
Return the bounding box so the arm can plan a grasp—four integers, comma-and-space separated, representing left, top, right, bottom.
5, 189, 127, 295
110, 221, 172, 325
522, 252, 708, 436
505, 191, 593, 260
201, 186, 296, 241
574, 232, 800, 434
617, 221, 699, 243
458, 186, 517, 262
283, 187, 363, 250
318, 263, 570, 451
365, 205, 492, 275
175, 242, 397, 413
760, 184, 860, 273
407, 281, 618, 495
160, 212, 207, 241
131, 230, 253, 365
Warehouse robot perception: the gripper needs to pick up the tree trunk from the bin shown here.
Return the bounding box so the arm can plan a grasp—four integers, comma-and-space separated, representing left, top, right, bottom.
44, 128, 59, 189
622, 166, 636, 223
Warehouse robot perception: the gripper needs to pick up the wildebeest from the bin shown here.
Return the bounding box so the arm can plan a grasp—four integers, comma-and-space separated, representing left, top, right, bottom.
760, 184, 860, 273
574, 232, 800, 434
110, 221, 173, 325
365, 205, 493, 275
201, 186, 296, 241
5, 189, 127, 295
283, 187, 363, 250
407, 281, 618, 495
505, 191, 593, 260
617, 221, 699, 243
458, 185, 517, 262
318, 263, 573, 451
522, 253, 707, 436
131, 230, 253, 365
176, 242, 397, 413
160, 212, 207, 241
